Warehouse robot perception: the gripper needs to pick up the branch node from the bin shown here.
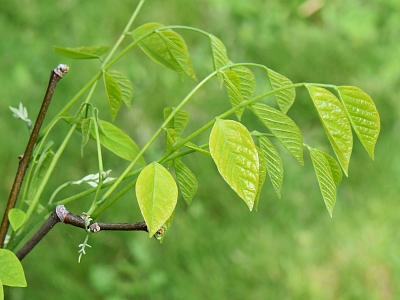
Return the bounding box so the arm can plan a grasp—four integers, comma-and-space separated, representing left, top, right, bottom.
56, 205, 69, 222
54, 64, 69, 77
89, 222, 101, 233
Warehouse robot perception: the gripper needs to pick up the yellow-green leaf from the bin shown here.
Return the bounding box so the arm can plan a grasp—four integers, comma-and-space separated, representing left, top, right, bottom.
136, 162, 178, 237
307, 86, 353, 175
250, 102, 304, 165
308, 147, 337, 217
174, 158, 198, 205
337, 86, 380, 160
267, 68, 296, 114
163, 107, 190, 136
132, 23, 196, 80
222, 70, 244, 120
8, 209, 26, 232
52, 45, 109, 59
258, 136, 284, 198
210, 34, 230, 85
254, 146, 267, 211
209, 119, 259, 210
104, 71, 122, 121
0, 249, 27, 287
107, 70, 134, 109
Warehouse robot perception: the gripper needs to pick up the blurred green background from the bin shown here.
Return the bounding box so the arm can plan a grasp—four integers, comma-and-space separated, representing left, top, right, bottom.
1, 0, 399, 299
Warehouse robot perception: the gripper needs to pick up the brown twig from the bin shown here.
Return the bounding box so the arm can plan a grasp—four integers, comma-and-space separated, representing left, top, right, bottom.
16, 205, 148, 260
0, 64, 69, 248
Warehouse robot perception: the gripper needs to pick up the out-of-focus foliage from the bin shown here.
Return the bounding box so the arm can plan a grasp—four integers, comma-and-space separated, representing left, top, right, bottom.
0, 0, 399, 299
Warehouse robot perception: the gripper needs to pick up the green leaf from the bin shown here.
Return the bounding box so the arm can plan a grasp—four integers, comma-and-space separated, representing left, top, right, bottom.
52, 45, 109, 59
308, 147, 337, 217
257, 136, 284, 198
231, 66, 256, 101
254, 147, 267, 211
136, 162, 178, 237
107, 70, 134, 109
28, 150, 54, 201
0, 249, 27, 287
81, 118, 93, 156
163, 107, 190, 136
266, 69, 296, 114
165, 128, 177, 168
250, 102, 304, 165
174, 158, 198, 205
307, 85, 353, 175
337, 86, 380, 160
132, 23, 196, 80
222, 70, 244, 120
321, 151, 342, 186
8, 209, 26, 231
95, 120, 146, 166
210, 34, 230, 85
209, 119, 259, 210
0, 279, 3, 300
104, 71, 122, 121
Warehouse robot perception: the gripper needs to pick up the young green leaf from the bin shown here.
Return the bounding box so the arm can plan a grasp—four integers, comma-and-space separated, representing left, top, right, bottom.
308, 147, 337, 217
104, 71, 122, 120
8, 208, 26, 231
250, 102, 304, 165
254, 147, 267, 211
209, 119, 259, 210
266, 69, 296, 114
107, 70, 134, 109
307, 85, 353, 175
337, 86, 380, 160
81, 118, 93, 156
52, 45, 109, 59
222, 70, 244, 120
163, 107, 190, 136
210, 34, 230, 85
136, 162, 178, 237
165, 128, 177, 168
0, 249, 27, 287
231, 66, 256, 101
94, 120, 146, 166
174, 158, 198, 205
132, 23, 196, 80
257, 136, 284, 198
321, 151, 342, 186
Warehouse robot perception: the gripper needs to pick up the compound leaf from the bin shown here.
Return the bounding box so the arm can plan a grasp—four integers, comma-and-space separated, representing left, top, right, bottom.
267, 69, 296, 114
337, 86, 380, 160
308, 147, 337, 217
52, 45, 109, 59
250, 102, 304, 165
136, 162, 178, 237
0, 249, 27, 287
174, 158, 198, 205
209, 119, 259, 210
257, 136, 284, 198
307, 86, 353, 175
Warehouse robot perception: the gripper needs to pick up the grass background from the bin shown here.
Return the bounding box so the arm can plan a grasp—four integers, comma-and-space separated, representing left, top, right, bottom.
1, 0, 399, 299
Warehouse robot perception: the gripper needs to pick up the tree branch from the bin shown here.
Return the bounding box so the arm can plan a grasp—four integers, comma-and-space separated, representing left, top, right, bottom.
0, 65, 69, 248
16, 205, 148, 260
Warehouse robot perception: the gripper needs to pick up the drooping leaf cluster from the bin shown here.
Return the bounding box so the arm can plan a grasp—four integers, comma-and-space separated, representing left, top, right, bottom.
49, 23, 380, 239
